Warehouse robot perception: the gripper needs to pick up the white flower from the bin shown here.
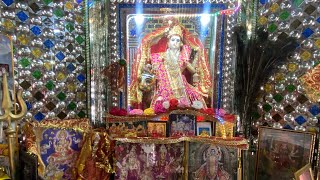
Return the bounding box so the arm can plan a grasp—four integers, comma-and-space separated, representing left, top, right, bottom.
162, 101, 170, 109
192, 101, 203, 110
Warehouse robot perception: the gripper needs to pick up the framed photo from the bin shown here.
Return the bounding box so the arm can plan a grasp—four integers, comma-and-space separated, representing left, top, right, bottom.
0, 34, 15, 102
255, 127, 316, 180
294, 164, 314, 180
108, 121, 147, 138
169, 114, 196, 137
188, 142, 238, 180
115, 142, 184, 179
147, 121, 167, 137
196, 121, 213, 137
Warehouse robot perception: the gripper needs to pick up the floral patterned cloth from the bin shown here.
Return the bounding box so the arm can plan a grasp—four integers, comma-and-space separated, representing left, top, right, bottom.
300, 64, 320, 102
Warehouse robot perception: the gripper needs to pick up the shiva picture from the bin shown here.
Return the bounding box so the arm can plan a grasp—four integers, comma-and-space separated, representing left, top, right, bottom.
128, 15, 216, 111
188, 142, 238, 180
169, 114, 195, 137
147, 122, 167, 137
256, 127, 315, 180
197, 122, 213, 137
108, 121, 147, 138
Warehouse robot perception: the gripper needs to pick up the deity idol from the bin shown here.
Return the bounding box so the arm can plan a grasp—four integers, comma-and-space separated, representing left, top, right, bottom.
129, 22, 212, 110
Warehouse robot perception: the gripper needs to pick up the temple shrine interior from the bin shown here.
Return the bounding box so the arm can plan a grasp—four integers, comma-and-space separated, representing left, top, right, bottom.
0, 0, 319, 179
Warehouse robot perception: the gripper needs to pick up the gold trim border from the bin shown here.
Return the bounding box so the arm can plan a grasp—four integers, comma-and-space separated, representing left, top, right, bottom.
114, 136, 248, 149
29, 118, 91, 132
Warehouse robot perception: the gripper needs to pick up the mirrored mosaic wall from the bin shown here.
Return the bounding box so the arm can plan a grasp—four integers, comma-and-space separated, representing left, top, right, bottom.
256, 0, 319, 131
0, 0, 87, 121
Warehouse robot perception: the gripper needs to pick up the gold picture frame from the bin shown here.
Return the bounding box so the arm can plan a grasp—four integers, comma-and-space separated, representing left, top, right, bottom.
255, 127, 316, 180
294, 163, 314, 180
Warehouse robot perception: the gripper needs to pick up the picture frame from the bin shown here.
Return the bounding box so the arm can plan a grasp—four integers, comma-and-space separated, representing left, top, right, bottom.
0, 34, 15, 103
169, 114, 196, 137
255, 127, 316, 180
147, 121, 167, 137
196, 121, 213, 137
294, 163, 314, 180
108, 121, 147, 138
188, 142, 238, 180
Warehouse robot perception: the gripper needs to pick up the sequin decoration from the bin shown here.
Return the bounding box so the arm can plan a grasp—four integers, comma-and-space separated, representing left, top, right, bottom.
31, 26, 42, 36
258, 0, 320, 131
17, 34, 29, 45
302, 28, 314, 38
34, 112, 45, 121
2, 19, 14, 31
1, 0, 13, 6
43, 0, 53, 6
43, 39, 54, 49
16, 11, 29, 22
309, 105, 320, 116
55, 51, 65, 61
65, 2, 73, 11
0, 0, 86, 121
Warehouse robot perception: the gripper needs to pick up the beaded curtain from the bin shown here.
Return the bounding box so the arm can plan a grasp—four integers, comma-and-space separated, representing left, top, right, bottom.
0, 0, 87, 121
256, 0, 319, 131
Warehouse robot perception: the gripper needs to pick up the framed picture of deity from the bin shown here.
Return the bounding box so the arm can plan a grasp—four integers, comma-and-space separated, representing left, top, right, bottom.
102, 1, 240, 113
0, 34, 15, 103
294, 164, 314, 180
115, 142, 184, 179
255, 127, 316, 180
108, 121, 147, 138
188, 142, 239, 180
147, 121, 167, 138
169, 114, 196, 137
196, 121, 214, 137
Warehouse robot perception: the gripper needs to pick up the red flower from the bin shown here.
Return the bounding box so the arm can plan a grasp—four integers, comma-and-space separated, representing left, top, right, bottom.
169, 98, 179, 110
118, 108, 127, 116
109, 107, 120, 115
204, 108, 215, 115
109, 107, 127, 116
224, 114, 235, 122
197, 116, 205, 122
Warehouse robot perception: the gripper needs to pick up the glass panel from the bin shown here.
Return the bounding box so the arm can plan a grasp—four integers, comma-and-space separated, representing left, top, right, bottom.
114, 4, 226, 112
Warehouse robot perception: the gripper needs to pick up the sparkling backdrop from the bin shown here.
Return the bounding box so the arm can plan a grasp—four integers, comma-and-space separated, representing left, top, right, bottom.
107, 0, 239, 114
256, 0, 319, 131
0, 0, 87, 121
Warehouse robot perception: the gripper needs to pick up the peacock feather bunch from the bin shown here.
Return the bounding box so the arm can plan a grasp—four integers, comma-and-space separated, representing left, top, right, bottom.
234, 26, 297, 138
